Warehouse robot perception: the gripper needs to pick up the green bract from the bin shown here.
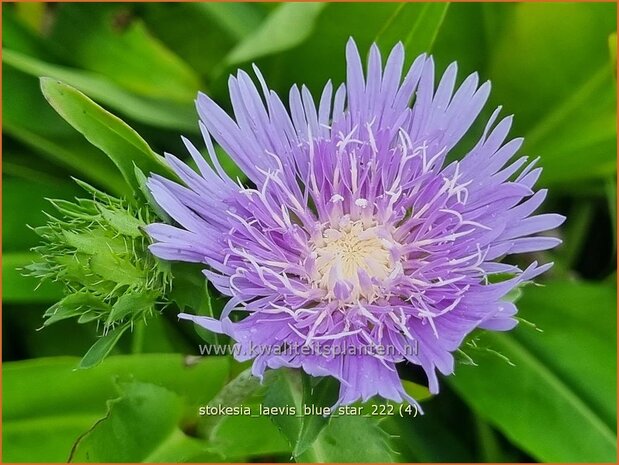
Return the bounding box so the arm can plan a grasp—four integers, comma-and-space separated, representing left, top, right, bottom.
26, 180, 171, 367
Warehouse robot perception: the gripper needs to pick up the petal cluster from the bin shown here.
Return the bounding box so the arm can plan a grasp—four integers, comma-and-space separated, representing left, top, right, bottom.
147, 39, 564, 406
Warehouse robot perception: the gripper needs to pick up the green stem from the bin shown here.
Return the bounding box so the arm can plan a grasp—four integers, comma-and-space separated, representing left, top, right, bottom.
131, 319, 145, 354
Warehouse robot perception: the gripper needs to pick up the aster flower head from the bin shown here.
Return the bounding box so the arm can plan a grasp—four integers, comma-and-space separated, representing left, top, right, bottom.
146, 39, 564, 407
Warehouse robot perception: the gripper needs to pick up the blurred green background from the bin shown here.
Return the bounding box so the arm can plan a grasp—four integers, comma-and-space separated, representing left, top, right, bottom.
2, 2, 617, 463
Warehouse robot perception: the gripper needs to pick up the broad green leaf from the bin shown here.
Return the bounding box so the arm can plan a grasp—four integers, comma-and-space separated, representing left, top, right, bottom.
3, 67, 128, 195
233, 3, 420, 98
207, 410, 291, 459
487, 3, 617, 186
264, 368, 394, 462
3, 152, 66, 186
142, 3, 265, 78
49, 3, 201, 103
4, 124, 129, 197
226, 3, 327, 65
431, 3, 510, 79
5, 414, 100, 463
3, 252, 63, 303
3, 355, 230, 462
449, 280, 617, 462
525, 66, 616, 186
4, 49, 196, 130
199, 368, 263, 439
198, 3, 265, 41
489, 3, 616, 129
293, 374, 340, 457
5, 355, 231, 419
300, 415, 395, 462
198, 369, 291, 458
39, 78, 177, 195
69, 381, 218, 462
515, 281, 616, 429
375, 2, 449, 61
264, 368, 329, 460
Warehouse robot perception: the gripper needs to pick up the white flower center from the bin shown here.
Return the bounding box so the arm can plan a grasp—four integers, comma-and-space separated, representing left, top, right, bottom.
310, 218, 398, 303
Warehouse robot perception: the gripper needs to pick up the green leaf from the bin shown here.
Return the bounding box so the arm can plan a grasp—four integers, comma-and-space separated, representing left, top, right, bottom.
207, 410, 291, 459
300, 415, 395, 462
292, 374, 340, 457
4, 49, 196, 130
4, 125, 128, 197
264, 368, 394, 462
69, 381, 217, 462
486, 3, 617, 186
524, 66, 616, 186
197, 3, 265, 41
49, 4, 201, 103
79, 325, 130, 369
199, 368, 263, 439
430, 3, 505, 79
489, 3, 615, 127
449, 280, 617, 462
516, 281, 616, 429
3, 68, 128, 195
235, 3, 421, 98
39, 78, 177, 195
375, 2, 449, 60
264, 368, 323, 460
197, 368, 292, 459
142, 3, 265, 78
3, 355, 230, 462
226, 3, 327, 65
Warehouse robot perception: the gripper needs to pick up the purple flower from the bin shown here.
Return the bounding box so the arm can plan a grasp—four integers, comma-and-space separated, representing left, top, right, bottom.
146, 39, 564, 407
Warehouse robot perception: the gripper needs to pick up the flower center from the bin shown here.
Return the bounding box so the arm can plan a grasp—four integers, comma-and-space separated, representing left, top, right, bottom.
310, 218, 397, 303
